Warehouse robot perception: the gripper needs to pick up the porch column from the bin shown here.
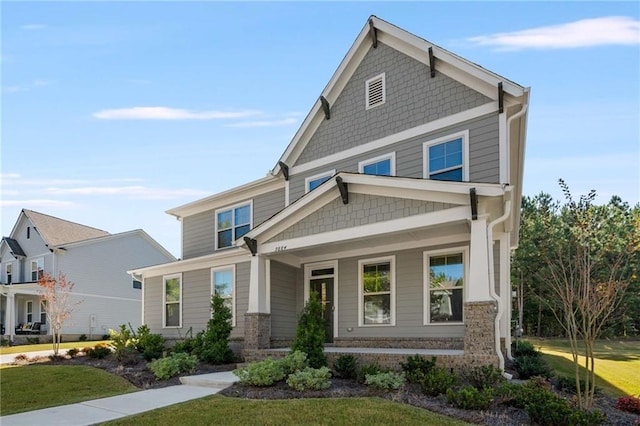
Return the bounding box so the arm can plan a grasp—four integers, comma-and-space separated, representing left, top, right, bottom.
468, 216, 491, 302
5, 292, 15, 339
245, 255, 270, 349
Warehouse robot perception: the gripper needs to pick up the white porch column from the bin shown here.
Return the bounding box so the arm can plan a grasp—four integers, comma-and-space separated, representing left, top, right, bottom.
247, 254, 268, 313
6, 292, 15, 339
468, 216, 492, 302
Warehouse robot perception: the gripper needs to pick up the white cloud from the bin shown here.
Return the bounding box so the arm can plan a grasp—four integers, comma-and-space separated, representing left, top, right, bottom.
1, 173, 21, 179
226, 117, 298, 128
1, 175, 143, 187
2, 85, 27, 93
0, 199, 76, 208
21, 24, 47, 30
467, 16, 640, 50
44, 186, 210, 200
92, 107, 261, 120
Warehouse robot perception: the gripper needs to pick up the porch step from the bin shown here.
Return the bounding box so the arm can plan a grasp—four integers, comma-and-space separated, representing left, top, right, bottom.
179, 371, 238, 389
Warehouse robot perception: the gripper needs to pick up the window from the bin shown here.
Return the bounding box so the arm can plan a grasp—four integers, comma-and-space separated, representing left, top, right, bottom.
40, 300, 47, 324
212, 266, 235, 326
365, 73, 386, 109
305, 170, 335, 193
132, 279, 142, 290
424, 249, 466, 324
423, 131, 469, 182
216, 202, 252, 249
5, 264, 12, 284
358, 153, 395, 176
163, 274, 182, 328
30, 258, 44, 281
26, 301, 33, 323
358, 256, 395, 326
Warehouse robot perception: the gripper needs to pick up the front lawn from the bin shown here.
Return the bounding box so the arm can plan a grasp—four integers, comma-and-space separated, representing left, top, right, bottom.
103, 395, 472, 426
0, 340, 110, 355
0, 364, 138, 415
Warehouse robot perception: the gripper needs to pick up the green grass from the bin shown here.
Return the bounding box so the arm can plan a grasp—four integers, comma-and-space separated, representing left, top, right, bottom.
104, 395, 472, 426
0, 340, 110, 355
527, 338, 640, 397
0, 365, 138, 415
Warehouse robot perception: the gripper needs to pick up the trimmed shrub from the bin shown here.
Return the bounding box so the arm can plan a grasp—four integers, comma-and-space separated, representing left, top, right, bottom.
333, 354, 357, 379
148, 352, 198, 380
513, 354, 553, 379
357, 363, 382, 384
86, 344, 111, 359
291, 290, 327, 369
511, 339, 538, 357
365, 371, 405, 391
172, 337, 197, 354
286, 367, 331, 391
419, 366, 458, 397
26, 337, 40, 345
281, 350, 308, 375
615, 395, 640, 414
461, 364, 505, 390
233, 358, 285, 387
555, 376, 600, 395
135, 325, 166, 361
192, 295, 234, 364
401, 355, 437, 383
446, 385, 494, 410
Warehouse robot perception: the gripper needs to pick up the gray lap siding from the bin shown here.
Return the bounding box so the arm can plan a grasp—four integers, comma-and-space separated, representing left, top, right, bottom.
269, 261, 300, 339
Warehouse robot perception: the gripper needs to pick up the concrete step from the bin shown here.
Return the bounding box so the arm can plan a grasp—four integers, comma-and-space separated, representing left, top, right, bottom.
179, 371, 239, 389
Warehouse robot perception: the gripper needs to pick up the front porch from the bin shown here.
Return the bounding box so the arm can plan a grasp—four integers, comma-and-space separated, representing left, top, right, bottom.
1, 284, 49, 340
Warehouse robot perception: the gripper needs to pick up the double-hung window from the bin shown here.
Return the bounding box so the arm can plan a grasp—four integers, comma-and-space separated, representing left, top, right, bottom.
212, 266, 235, 326
216, 202, 251, 249
358, 256, 395, 326
26, 301, 33, 323
305, 170, 335, 193
5, 263, 12, 284
424, 248, 466, 324
163, 274, 182, 328
40, 300, 47, 324
423, 131, 468, 182
30, 258, 44, 281
359, 153, 395, 176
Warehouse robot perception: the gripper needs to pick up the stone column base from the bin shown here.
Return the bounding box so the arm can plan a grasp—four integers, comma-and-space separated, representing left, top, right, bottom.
464, 300, 498, 356
244, 313, 271, 350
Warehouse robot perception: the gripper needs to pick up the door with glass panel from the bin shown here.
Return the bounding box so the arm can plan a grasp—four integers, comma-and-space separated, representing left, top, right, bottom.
307, 265, 335, 343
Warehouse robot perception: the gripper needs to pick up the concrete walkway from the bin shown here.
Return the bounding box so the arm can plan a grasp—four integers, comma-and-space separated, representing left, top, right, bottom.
0, 371, 238, 426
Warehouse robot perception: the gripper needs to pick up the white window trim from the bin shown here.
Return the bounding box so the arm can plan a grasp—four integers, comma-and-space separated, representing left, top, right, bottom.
358, 152, 396, 176
358, 255, 396, 327
365, 72, 386, 110
26, 300, 33, 323
214, 200, 253, 250
423, 246, 468, 326
162, 273, 182, 328
423, 130, 470, 181
304, 170, 336, 194
303, 260, 339, 339
30, 257, 44, 282
211, 265, 236, 327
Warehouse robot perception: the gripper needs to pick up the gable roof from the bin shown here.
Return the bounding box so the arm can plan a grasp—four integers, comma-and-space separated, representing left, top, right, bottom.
2, 237, 26, 257
21, 209, 111, 247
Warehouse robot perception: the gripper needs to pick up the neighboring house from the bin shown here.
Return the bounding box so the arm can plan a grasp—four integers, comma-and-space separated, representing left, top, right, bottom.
129, 16, 530, 370
1, 209, 175, 340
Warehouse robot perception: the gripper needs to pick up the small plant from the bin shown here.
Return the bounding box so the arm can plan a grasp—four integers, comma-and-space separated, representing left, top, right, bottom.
233, 358, 286, 387
419, 366, 458, 396
357, 363, 382, 384
333, 354, 357, 379
135, 324, 166, 361
365, 371, 405, 391
78, 334, 88, 342
286, 367, 332, 391
67, 348, 80, 358
555, 376, 600, 395
281, 350, 308, 375
148, 352, 198, 380
446, 385, 494, 410
401, 355, 437, 383
615, 395, 640, 414
291, 290, 327, 369
26, 337, 40, 345
511, 339, 538, 357
513, 354, 553, 379
86, 343, 111, 359
0, 338, 10, 347
109, 324, 138, 364
461, 364, 505, 389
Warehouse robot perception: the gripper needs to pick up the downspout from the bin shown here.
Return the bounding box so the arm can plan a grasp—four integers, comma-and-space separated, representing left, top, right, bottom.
503, 103, 528, 362
488, 198, 511, 378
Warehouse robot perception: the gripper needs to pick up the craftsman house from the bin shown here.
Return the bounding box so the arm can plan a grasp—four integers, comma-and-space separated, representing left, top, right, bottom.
1, 209, 175, 341
129, 16, 529, 370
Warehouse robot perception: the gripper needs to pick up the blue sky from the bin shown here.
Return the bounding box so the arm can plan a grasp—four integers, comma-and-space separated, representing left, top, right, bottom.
2, 2, 639, 258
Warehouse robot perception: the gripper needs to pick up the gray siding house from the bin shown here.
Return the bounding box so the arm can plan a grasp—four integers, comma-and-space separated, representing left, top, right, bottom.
1, 209, 175, 341
130, 16, 530, 370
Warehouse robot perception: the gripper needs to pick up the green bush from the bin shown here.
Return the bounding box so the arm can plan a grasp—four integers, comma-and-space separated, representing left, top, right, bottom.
511, 339, 538, 357
109, 324, 139, 364
281, 350, 308, 375
172, 337, 197, 354
554, 376, 600, 396
446, 385, 494, 410
148, 352, 198, 380
135, 325, 166, 361
286, 367, 332, 391
513, 354, 553, 379
291, 290, 327, 369
66, 348, 80, 358
461, 364, 505, 389
333, 354, 357, 379
401, 355, 437, 383
233, 358, 286, 387
365, 371, 405, 391
78, 334, 88, 342
192, 295, 234, 364
357, 363, 382, 384
86, 344, 111, 359
419, 366, 458, 396
26, 337, 40, 345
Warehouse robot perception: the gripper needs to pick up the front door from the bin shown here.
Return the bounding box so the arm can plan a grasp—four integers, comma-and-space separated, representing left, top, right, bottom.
308, 265, 335, 343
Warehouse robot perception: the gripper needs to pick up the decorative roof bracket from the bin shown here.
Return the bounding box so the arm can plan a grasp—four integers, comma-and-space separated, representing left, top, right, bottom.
428, 47, 436, 78
278, 161, 289, 181
368, 18, 378, 48
498, 82, 504, 114
336, 176, 349, 205
470, 188, 478, 220
243, 237, 258, 256
320, 96, 330, 120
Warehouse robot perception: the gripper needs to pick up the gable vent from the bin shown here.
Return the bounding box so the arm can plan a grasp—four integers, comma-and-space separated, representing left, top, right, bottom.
365, 73, 385, 110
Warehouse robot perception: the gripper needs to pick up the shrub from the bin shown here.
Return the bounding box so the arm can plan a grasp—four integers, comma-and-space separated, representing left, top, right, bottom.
291, 290, 327, 369
401, 355, 437, 383
86, 344, 111, 359
616, 395, 640, 414
511, 339, 538, 357
79, 334, 88, 342
286, 367, 332, 391
357, 363, 382, 384
446, 385, 494, 410
281, 350, 308, 375
461, 364, 505, 390
172, 337, 197, 355
148, 352, 198, 380
0, 338, 9, 347
333, 354, 357, 379
67, 348, 80, 358
192, 295, 234, 364
109, 324, 138, 364
26, 337, 40, 345
513, 354, 553, 379
135, 325, 166, 361
419, 366, 458, 397
233, 358, 285, 387
555, 376, 600, 395
365, 371, 405, 391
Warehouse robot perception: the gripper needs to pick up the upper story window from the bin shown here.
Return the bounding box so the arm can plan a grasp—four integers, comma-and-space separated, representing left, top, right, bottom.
365, 73, 386, 110
359, 152, 395, 176
31, 258, 44, 282
212, 266, 235, 327
358, 256, 396, 326
305, 170, 335, 193
5, 263, 12, 284
424, 248, 466, 324
423, 130, 469, 182
216, 202, 252, 249
163, 274, 182, 328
